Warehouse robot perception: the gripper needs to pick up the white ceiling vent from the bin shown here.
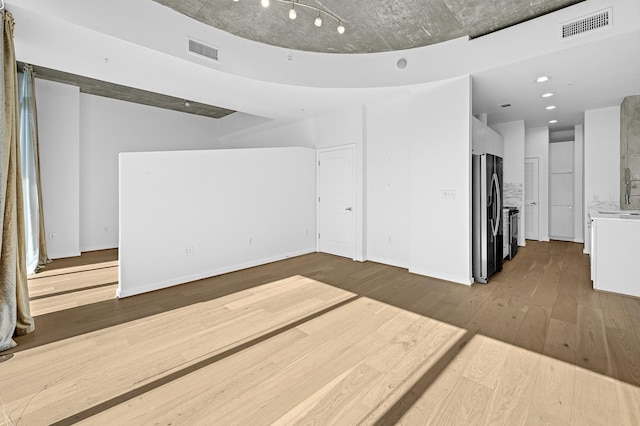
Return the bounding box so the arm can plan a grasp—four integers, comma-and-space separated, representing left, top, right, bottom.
561, 8, 612, 39
187, 38, 219, 61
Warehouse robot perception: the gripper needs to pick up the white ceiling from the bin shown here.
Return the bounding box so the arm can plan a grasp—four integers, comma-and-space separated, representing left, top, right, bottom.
6, 0, 640, 132
473, 29, 640, 128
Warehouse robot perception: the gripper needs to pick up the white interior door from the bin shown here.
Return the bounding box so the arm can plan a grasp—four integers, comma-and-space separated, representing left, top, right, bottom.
317, 146, 355, 259
525, 157, 539, 240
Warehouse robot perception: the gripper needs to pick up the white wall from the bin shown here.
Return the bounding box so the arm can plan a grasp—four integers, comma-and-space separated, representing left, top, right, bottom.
583, 106, 621, 253
492, 120, 526, 246
35, 79, 81, 259
472, 117, 503, 157
409, 76, 473, 284
584, 106, 621, 208
118, 147, 316, 297
366, 97, 411, 267
35, 81, 224, 257
79, 94, 221, 252
219, 117, 315, 149
365, 76, 473, 284
525, 127, 550, 241
220, 105, 369, 261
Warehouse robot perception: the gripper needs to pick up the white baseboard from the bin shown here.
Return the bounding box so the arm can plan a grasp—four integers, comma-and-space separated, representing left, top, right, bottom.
80, 244, 118, 253
117, 247, 316, 298
48, 250, 81, 260
366, 256, 409, 269
408, 266, 473, 286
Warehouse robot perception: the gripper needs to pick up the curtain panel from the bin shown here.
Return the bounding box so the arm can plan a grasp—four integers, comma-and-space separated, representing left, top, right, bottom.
20, 64, 50, 273
1, 11, 34, 352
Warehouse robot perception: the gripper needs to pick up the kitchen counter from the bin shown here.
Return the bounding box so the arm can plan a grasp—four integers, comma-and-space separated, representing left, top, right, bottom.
589, 209, 640, 221
590, 209, 640, 297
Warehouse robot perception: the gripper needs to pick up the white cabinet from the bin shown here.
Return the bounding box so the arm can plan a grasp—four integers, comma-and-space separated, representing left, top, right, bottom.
503, 209, 509, 259
550, 174, 573, 204
591, 215, 640, 297
549, 141, 574, 240
590, 216, 596, 281
550, 141, 573, 173
550, 205, 574, 238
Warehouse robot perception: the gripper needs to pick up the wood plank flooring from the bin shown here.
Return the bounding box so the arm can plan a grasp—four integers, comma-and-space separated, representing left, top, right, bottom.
1, 241, 639, 425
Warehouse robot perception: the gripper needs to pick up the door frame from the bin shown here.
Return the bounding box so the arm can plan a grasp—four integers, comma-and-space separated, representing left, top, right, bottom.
525, 157, 540, 241
316, 144, 357, 260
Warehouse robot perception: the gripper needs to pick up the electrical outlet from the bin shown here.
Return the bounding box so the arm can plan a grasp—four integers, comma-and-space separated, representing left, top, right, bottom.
48, 233, 56, 240
441, 189, 456, 200
184, 246, 194, 256
249, 238, 253, 245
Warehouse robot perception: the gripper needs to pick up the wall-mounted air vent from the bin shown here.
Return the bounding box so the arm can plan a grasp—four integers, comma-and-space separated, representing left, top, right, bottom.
187, 38, 219, 61
561, 8, 611, 39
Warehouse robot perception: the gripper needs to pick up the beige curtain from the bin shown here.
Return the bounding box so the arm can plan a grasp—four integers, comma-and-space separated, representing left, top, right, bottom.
21, 64, 51, 273
1, 10, 34, 352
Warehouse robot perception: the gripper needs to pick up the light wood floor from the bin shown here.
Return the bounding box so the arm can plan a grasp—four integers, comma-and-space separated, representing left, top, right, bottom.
1, 241, 639, 425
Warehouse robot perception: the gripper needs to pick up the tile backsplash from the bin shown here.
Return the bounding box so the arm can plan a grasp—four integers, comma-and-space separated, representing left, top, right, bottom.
503, 182, 523, 209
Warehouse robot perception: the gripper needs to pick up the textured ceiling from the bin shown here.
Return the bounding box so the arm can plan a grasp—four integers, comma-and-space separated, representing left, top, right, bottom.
153, 0, 584, 53
19, 63, 236, 119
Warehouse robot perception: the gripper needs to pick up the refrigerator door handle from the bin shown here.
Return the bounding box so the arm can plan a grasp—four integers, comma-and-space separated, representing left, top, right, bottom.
490, 172, 501, 237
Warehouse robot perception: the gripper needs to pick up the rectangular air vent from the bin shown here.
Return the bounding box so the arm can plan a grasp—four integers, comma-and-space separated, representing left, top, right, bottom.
561, 8, 611, 39
187, 38, 219, 61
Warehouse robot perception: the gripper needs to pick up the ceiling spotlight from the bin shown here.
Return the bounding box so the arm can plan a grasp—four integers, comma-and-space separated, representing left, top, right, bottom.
545, 105, 556, 110
233, 0, 239, 2
243, 1, 345, 34
541, 93, 554, 98
184, 100, 192, 107
549, 120, 558, 124
536, 76, 549, 83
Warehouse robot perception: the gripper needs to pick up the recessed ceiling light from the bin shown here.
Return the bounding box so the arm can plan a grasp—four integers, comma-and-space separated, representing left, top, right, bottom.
549, 120, 558, 124
536, 76, 549, 83
184, 100, 192, 107
545, 105, 556, 110
541, 93, 554, 98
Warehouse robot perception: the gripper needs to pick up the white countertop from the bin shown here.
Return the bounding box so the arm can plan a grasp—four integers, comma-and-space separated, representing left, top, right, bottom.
589, 208, 640, 221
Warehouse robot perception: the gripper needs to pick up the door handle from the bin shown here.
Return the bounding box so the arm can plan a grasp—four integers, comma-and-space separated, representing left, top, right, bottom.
345, 207, 352, 211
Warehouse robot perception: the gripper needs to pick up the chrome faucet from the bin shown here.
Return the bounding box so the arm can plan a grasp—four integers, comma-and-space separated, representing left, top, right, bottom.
625, 179, 640, 205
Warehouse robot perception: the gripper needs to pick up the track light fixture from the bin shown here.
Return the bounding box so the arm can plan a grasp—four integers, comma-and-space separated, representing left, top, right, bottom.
234, 0, 346, 34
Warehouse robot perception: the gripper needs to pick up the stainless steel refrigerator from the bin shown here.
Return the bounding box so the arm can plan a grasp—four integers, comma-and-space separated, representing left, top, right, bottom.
472, 153, 503, 283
